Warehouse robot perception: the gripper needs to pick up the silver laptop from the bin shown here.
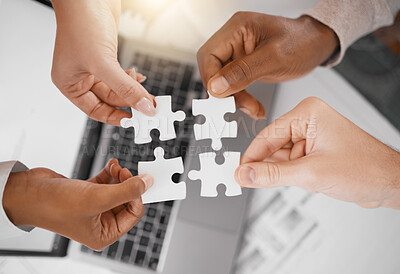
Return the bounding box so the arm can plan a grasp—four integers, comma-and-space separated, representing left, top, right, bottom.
66, 38, 276, 274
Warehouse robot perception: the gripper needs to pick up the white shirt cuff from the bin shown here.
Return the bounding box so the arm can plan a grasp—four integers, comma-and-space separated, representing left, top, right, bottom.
0, 161, 33, 238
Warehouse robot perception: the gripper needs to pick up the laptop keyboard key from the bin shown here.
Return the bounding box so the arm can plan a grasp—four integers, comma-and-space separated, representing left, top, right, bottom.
148, 258, 159, 270
121, 240, 133, 262
165, 85, 174, 95
140, 236, 150, 246
135, 250, 146, 266
164, 201, 174, 208
160, 212, 170, 225
143, 57, 152, 71
107, 241, 119, 258
156, 229, 166, 240
144, 222, 153, 232
194, 81, 204, 92
180, 65, 193, 91
152, 243, 162, 254
147, 208, 157, 218
128, 226, 137, 236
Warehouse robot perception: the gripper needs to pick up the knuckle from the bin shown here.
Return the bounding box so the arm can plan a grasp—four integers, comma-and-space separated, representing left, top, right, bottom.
300, 97, 329, 114
88, 242, 107, 252
231, 11, 251, 21
88, 101, 106, 120
130, 177, 146, 195
227, 59, 253, 83
120, 177, 145, 200
261, 163, 281, 186
196, 45, 205, 59
302, 96, 325, 106
127, 202, 145, 219
115, 82, 137, 99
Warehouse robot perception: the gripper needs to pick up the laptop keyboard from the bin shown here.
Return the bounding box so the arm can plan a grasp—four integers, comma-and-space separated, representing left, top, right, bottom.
80, 51, 204, 271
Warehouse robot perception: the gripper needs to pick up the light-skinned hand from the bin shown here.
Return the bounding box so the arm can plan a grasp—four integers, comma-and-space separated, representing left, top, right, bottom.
197, 12, 339, 119
235, 97, 400, 209
51, 0, 155, 126
3, 159, 153, 250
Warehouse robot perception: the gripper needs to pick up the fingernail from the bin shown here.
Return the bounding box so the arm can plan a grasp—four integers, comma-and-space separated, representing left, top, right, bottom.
210, 76, 229, 94
140, 174, 154, 191
129, 67, 137, 79
239, 107, 253, 117
137, 74, 147, 83
135, 97, 156, 116
238, 166, 256, 185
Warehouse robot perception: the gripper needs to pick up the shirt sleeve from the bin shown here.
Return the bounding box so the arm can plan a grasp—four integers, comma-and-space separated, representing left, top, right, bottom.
0, 161, 34, 239
304, 0, 400, 66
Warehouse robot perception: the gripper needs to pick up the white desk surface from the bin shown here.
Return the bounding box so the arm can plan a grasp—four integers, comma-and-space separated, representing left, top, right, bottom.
1, 0, 400, 273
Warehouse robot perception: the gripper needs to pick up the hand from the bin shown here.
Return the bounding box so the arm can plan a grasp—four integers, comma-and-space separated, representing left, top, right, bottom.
3, 159, 153, 250
51, 0, 156, 126
197, 12, 339, 120
234, 97, 400, 209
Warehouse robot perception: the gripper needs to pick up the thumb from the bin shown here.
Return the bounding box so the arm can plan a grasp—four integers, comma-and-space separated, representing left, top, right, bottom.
94, 174, 153, 212
235, 160, 309, 188
207, 51, 266, 97
93, 61, 156, 116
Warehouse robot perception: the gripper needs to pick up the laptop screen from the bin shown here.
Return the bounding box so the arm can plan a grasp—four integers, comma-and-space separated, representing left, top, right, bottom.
0, 228, 55, 253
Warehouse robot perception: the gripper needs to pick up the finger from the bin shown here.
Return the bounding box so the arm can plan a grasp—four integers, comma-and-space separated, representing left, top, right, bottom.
67, 88, 132, 126
111, 168, 135, 215
91, 67, 149, 108
241, 116, 293, 164
126, 68, 147, 83
119, 168, 133, 182
114, 199, 145, 237
110, 163, 123, 183
356, 202, 381, 209
266, 141, 306, 162
109, 166, 127, 215
197, 14, 257, 90
266, 148, 291, 162
235, 90, 266, 120
207, 49, 269, 98
92, 60, 156, 116
197, 31, 234, 89
91, 80, 129, 108
88, 158, 118, 184
290, 140, 306, 160
94, 174, 153, 212
235, 159, 310, 188
99, 200, 144, 248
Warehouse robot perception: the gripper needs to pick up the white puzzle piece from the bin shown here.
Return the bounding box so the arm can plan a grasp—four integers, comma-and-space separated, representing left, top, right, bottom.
192, 93, 237, 150
188, 151, 242, 197
139, 147, 186, 204
120, 96, 186, 144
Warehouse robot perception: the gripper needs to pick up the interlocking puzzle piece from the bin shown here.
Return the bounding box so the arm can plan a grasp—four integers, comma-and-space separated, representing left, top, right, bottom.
188, 151, 242, 197
192, 93, 237, 151
139, 147, 186, 204
120, 96, 186, 144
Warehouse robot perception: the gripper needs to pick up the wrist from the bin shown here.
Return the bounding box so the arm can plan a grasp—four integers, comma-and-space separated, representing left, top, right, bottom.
3, 172, 33, 227
386, 151, 400, 209
297, 15, 339, 65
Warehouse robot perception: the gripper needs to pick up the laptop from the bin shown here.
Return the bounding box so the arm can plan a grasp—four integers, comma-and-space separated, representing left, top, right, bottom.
0, 1, 276, 273
65, 38, 276, 274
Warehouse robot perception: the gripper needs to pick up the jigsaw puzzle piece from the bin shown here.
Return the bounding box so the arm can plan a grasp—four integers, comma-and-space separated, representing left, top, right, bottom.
192, 93, 237, 151
120, 96, 186, 144
156, 96, 186, 141
139, 147, 186, 204
188, 151, 242, 197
